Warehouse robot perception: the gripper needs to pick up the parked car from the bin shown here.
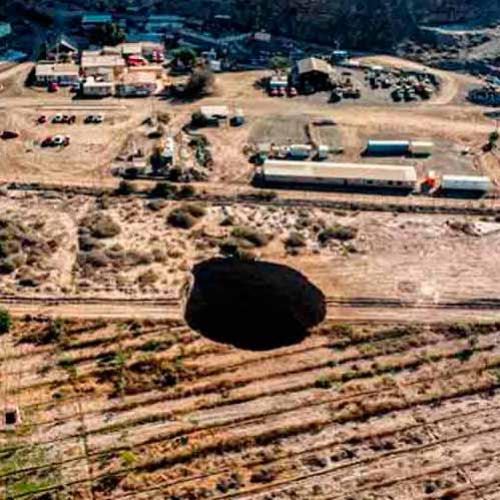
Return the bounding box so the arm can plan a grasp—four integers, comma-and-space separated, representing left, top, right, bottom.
61, 115, 76, 124
52, 114, 63, 124
37, 115, 47, 124
41, 136, 53, 147
277, 87, 286, 97
269, 88, 278, 97
287, 87, 298, 97
85, 114, 104, 124
48, 82, 59, 93
42, 135, 70, 147
1, 130, 19, 140
52, 135, 70, 146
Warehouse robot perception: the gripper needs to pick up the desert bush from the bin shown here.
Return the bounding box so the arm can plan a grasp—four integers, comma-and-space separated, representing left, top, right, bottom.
0, 308, 11, 334
0, 258, 15, 274
82, 213, 121, 239
80, 250, 109, 268
167, 209, 197, 229
167, 203, 206, 229
125, 251, 153, 266
285, 232, 306, 248
177, 184, 196, 199
318, 224, 358, 243
149, 182, 178, 199
231, 226, 270, 248
78, 235, 104, 252
0, 239, 21, 258
137, 269, 159, 286
147, 200, 166, 212
116, 180, 135, 195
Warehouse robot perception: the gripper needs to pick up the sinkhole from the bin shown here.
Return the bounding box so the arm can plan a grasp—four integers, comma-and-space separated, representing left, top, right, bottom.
184, 258, 326, 351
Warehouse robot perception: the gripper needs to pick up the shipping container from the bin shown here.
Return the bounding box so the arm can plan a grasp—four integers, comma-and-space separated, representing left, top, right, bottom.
366, 140, 410, 156
410, 141, 434, 157
440, 175, 491, 193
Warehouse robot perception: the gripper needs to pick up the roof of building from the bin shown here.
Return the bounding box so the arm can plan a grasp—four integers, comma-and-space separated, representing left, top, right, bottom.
81, 54, 125, 68
263, 160, 418, 183
147, 14, 185, 22
83, 77, 114, 87
82, 14, 112, 24
441, 175, 491, 182
48, 34, 79, 53
297, 57, 334, 75
120, 42, 142, 55
35, 63, 79, 77
121, 71, 157, 85
0, 22, 12, 38
200, 105, 229, 117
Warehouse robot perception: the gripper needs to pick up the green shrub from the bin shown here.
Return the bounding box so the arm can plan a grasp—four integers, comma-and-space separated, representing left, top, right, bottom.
0, 308, 12, 334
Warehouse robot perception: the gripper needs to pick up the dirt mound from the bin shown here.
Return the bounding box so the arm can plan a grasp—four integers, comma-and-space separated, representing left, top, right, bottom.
185, 258, 326, 350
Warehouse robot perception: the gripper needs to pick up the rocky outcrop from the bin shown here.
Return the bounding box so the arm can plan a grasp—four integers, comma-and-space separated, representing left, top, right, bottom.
184, 258, 326, 350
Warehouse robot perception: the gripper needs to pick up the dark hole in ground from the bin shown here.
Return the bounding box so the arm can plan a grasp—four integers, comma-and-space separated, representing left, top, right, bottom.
184, 258, 326, 351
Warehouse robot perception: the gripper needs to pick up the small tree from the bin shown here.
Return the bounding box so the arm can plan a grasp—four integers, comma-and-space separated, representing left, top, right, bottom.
269, 55, 290, 71
0, 308, 12, 334
172, 47, 197, 68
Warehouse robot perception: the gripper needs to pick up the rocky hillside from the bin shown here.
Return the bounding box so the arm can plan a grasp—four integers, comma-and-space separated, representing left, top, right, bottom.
229, 0, 499, 48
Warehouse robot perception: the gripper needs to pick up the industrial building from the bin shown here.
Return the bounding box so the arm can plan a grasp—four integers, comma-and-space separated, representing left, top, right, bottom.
260, 160, 418, 191
294, 57, 335, 92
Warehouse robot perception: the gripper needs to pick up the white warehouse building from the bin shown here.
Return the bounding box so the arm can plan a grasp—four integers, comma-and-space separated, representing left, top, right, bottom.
261, 160, 418, 190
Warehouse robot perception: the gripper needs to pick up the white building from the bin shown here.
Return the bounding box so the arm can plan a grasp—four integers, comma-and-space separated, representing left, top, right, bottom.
261, 160, 418, 190
35, 63, 79, 85
82, 77, 114, 97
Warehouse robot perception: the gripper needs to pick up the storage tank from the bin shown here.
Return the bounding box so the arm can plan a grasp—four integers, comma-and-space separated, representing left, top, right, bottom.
441, 175, 491, 193
288, 144, 312, 159
366, 140, 410, 156
410, 141, 434, 157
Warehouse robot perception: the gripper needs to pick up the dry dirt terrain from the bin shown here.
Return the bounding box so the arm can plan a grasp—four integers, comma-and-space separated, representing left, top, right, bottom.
2, 317, 500, 499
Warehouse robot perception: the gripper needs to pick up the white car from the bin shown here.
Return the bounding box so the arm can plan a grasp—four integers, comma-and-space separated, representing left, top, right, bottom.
94, 114, 104, 123
52, 135, 70, 146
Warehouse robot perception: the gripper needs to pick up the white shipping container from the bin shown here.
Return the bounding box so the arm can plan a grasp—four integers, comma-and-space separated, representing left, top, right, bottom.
410, 141, 434, 156
441, 175, 491, 192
